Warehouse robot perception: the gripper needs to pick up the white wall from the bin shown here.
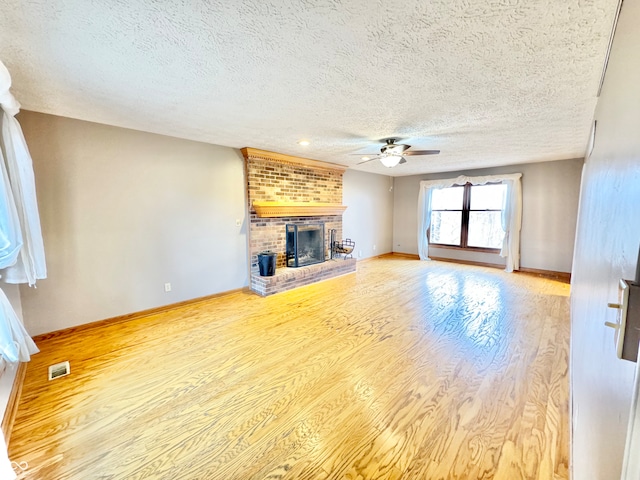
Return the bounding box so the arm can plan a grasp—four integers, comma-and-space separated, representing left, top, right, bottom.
571, 0, 640, 477
342, 169, 394, 259
17, 112, 248, 335
392, 158, 583, 272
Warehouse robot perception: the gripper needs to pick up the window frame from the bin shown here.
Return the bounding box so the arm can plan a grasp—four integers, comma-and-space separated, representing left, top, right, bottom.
428, 182, 504, 253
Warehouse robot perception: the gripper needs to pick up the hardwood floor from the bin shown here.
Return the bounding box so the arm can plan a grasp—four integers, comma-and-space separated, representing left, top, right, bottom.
8, 257, 570, 479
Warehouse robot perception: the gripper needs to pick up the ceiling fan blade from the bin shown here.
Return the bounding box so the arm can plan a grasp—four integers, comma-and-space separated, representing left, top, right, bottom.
403, 150, 440, 156
356, 156, 380, 165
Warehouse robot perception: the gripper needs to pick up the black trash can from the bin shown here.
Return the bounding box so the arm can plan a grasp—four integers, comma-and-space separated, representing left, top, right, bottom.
257, 251, 277, 276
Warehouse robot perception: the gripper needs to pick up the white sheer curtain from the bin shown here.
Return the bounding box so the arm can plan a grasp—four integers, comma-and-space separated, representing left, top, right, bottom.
0, 60, 44, 358
0, 149, 21, 269
0, 67, 46, 286
416, 173, 523, 272
0, 58, 46, 479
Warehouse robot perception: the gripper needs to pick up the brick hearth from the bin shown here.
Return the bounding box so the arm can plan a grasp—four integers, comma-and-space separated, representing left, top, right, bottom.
242, 148, 356, 296
251, 258, 357, 296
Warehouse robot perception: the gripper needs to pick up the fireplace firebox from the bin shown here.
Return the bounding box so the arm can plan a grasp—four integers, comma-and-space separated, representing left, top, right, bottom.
286, 224, 325, 267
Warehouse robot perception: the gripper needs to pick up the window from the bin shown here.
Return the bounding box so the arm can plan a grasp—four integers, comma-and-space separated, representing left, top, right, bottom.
417, 173, 521, 270
429, 182, 506, 250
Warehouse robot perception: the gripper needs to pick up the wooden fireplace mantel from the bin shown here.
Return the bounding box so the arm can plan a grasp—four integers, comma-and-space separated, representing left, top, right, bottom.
252, 201, 347, 218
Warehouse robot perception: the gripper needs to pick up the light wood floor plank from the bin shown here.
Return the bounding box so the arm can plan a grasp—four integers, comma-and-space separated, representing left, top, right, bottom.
9, 257, 570, 479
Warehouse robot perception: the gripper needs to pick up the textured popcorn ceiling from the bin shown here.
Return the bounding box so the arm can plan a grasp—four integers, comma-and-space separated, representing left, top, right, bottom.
0, 0, 619, 176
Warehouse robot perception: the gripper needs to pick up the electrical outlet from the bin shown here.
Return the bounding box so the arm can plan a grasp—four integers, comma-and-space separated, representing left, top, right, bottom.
359, 250, 363, 257
164, 283, 171, 292
373, 244, 376, 251
235, 219, 241, 227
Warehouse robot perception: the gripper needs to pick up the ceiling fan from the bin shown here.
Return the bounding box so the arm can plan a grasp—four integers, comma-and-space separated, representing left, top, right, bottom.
354, 138, 440, 168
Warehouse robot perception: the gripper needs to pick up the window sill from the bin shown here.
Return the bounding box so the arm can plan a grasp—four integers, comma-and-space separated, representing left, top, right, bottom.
429, 244, 501, 254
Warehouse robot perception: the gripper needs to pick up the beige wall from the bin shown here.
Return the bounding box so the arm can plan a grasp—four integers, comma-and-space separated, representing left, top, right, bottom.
342, 170, 394, 258
392, 158, 583, 272
17, 112, 248, 335
570, 0, 640, 476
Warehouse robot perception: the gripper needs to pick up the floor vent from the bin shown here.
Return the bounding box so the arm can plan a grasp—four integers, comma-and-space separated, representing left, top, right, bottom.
48, 361, 70, 381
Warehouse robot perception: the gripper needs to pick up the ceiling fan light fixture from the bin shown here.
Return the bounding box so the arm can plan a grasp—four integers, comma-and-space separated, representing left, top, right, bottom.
380, 154, 403, 168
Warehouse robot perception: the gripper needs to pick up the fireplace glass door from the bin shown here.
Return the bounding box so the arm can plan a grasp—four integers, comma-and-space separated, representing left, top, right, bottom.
286, 224, 325, 267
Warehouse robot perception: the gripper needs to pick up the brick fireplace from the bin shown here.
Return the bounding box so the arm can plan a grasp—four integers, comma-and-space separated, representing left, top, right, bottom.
242, 148, 357, 296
